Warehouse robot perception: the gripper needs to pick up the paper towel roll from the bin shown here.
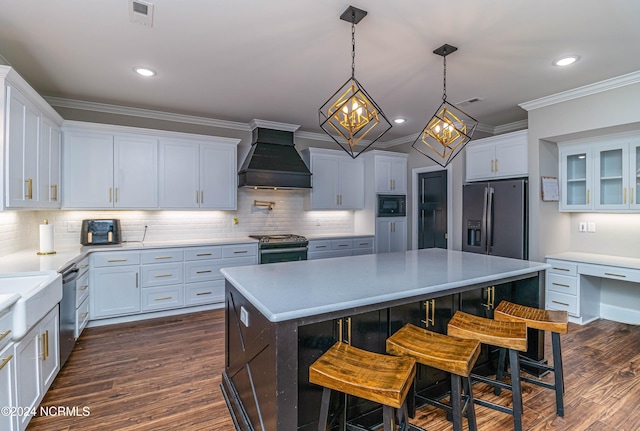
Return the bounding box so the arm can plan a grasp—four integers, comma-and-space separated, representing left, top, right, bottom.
38, 220, 55, 255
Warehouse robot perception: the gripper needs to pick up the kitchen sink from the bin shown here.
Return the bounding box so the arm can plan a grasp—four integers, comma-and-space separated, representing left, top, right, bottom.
0, 271, 62, 339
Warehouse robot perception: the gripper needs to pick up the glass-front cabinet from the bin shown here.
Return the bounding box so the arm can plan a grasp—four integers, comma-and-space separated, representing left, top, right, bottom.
559, 133, 640, 212
559, 146, 592, 211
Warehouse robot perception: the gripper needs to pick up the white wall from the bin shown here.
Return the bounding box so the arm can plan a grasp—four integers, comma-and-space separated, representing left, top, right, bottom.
527, 81, 640, 261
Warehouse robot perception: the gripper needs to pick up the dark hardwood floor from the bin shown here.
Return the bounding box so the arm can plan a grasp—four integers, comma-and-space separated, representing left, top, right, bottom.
27, 310, 639, 431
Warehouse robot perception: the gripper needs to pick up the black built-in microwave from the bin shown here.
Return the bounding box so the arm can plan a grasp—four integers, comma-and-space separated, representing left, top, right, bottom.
377, 194, 406, 217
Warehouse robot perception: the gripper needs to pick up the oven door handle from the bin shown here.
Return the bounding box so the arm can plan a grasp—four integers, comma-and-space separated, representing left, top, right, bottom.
259, 247, 308, 254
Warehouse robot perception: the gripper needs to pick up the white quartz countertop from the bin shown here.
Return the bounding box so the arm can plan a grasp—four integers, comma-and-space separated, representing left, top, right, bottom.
0, 237, 258, 275
221, 249, 549, 323
305, 233, 374, 240
546, 252, 640, 270
0, 293, 19, 313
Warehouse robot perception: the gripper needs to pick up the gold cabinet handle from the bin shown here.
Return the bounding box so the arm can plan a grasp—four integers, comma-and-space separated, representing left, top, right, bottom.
154, 256, 173, 260
196, 253, 212, 256
136, 272, 139, 288
109, 187, 112, 203
200, 190, 204, 204
495, 159, 499, 172
79, 284, 88, 291
552, 282, 571, 288
107, 258, 128, 262
604, 272, 627, 278
154, 296, 173, 301
154, 273, 173, 278
422, 299, 435, 328
25, 178, 33, 199
196, 270, 212, 274
632, 188, 635, 204
624, 187, 627, 204
587, 189, 590, 204
0, 330, 11, 342
552, 300, 570, 307
346, 317, 352, 345
0, 355, 13, 371
196, 190, 199, 204
196, 291, 212, 296
483, 286, 495, 310
234, 250, 248, 254
115, 187, 119, 203
51, 184, 58, 201
337, 319, 343, 342
552, 267, 570, 272
80, 312, 89, 319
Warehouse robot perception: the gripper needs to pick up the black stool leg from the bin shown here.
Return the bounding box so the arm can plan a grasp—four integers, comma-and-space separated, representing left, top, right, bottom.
450, 374, 463, 431
382, 405, 395, 431
509, 349, 524, 431
318, 387, 331, 431
464, 376, 478, 431
552, 332, 565, 416
495, 347, 507, 395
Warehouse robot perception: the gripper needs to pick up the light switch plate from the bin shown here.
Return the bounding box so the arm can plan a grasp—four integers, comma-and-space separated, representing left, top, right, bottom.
588, 222, 596, 232
579, 222, 587, 232
240, 306, 249, 327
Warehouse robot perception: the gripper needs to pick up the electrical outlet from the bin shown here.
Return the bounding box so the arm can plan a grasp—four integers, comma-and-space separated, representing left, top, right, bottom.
579, 222, 587, 232
232, 217, 239, 227
588, 222, 596, 232
240, 306, 249, 327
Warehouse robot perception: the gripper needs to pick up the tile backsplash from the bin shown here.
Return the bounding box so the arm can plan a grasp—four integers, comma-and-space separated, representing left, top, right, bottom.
0, 189, 356, 257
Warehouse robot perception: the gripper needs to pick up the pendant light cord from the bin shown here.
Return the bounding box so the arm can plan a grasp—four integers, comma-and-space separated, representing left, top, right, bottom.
351, 13, 356, 78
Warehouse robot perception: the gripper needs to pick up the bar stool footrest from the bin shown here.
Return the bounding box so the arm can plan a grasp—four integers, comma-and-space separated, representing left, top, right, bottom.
470, 373, 513, 391
520, 375, 556, 391
519, 355, 553, 373
415, 393, 474, 417
473, 397, 514, 416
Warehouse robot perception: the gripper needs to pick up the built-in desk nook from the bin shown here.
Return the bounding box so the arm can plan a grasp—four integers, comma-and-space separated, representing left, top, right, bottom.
220, 249, 549, 431
546, 252, 640, 325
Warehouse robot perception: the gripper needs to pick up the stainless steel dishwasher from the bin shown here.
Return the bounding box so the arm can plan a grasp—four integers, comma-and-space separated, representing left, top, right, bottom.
59, 264, 79, 367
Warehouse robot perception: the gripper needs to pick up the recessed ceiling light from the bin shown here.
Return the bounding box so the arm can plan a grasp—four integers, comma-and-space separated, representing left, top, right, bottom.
394, 118, 406, 124
553, 56, 580, 67
134, 67, 156, 77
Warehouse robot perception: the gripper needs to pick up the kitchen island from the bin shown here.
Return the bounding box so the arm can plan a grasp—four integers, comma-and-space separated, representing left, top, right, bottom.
221, 249, 549, 431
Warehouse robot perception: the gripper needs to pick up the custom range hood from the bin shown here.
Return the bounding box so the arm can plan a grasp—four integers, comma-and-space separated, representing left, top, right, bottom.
238, 123, 311, 189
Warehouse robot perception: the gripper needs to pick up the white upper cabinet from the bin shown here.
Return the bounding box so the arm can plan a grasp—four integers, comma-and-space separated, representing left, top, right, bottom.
63, 131, 115, 208
64, 123, 239, 210
375, 154, 407, 194
1, 66, 64, 210
465, 130, 528, 181
159, 138, 237, 210
559, 132, 640, 212
113, 135, 158, 208
38, 117, 61, 207
302, 148, 364, 210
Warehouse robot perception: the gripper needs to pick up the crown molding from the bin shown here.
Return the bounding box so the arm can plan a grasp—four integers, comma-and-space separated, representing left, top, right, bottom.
249, 119, 299, 132
519, 70, 640, 112
493, 119, 528, 135
45, 96, 251, 131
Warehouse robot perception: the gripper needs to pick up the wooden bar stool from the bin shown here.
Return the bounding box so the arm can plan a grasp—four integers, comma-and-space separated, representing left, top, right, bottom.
309, 341, 419, 431
447, 311, 528, 431
386, 323, 481, 431
494, 300, 569, 416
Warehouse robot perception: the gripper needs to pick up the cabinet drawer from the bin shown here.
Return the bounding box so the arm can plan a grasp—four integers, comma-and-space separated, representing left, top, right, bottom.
308, 240, 331, 252
185, 260, 223, 282
76, 270, 90, 307
141, 249, 184, 264
354, 238, 374, 249
547, 259, 577, 276
353, 248, 373, 256
546, 291, 578, 316
185, 280, 224, 306
75, 297, 90, 338
223, 244, 257, 258
92, 251, 141, 267
579, 263, 640, 283
141, 263, 183, 287
142, 285, 184, 312
547, 273, 578, 295
184, 246, 222, 261
0, 309, 12, 351
331, 239, 353, 250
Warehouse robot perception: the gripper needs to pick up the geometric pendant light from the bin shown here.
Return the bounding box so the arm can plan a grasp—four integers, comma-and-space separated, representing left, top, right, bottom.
319, 6, 392, 159
412, 44, 478, 167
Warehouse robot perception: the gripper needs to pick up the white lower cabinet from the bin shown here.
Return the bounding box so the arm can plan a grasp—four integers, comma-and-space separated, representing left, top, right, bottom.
376, 218, 407, 253
308, 237, 374, 260
14, 306, 60, 431
0, 342, 16, 431
90, 243, 257, 321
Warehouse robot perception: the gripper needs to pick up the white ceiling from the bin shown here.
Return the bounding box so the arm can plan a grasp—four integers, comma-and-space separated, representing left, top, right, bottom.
1, 0, 639, 141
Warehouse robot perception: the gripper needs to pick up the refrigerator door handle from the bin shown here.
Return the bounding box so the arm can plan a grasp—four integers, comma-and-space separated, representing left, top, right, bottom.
481, 186, 489, 253
486, 186, 495, 254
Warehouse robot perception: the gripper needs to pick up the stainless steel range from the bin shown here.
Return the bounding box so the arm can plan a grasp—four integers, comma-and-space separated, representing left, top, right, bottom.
249, 234, 308, 264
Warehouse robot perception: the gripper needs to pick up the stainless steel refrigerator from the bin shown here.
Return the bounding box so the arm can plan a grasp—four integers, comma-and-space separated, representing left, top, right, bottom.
462, 179, 528, 259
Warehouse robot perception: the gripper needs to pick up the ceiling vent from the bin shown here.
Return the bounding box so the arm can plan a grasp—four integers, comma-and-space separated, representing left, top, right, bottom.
129, 0, 154, 27
456, 97, 484, 107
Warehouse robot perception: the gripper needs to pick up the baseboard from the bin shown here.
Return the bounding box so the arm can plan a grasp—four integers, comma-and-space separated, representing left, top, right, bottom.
87, 302, 224, 327
599, 304, 640, 325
